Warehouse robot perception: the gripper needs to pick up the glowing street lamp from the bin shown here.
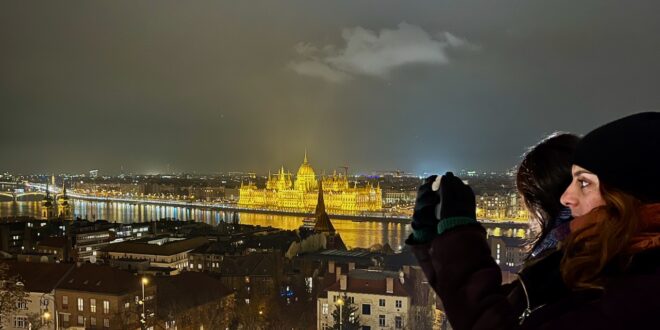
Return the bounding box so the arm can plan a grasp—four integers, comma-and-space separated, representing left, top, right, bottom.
336, 297, 344, 330
140, 277, 149, 329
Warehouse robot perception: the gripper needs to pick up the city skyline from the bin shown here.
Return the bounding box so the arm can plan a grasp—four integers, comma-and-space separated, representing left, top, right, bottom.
2, 1, 659, 175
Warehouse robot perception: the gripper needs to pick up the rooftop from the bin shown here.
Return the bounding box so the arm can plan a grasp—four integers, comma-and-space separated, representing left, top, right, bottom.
324, 269, 409, 297
57, 263, 143, 295
2, 261, 75, 293
101, 236, 208, 256
155, 272, 233, 315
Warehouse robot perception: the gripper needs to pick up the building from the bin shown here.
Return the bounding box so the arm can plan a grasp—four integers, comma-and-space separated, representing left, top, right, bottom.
54, 264, 156, 330
36, 236, 70, 262
69, 222, 116, 263
56, 183, 72, 220
0, 221, 37, 255
73, 182, 146, 197
476, 192, 529, 221
317, 269, 411, 330
213, 252, 284, 302
41, 185, 55, 219
154, 272, 235, 330
239, 152, 382, 214
488, 236, 528, 282
1, 261, 75, 330
382, 190, 417, 205
100, 236, 208, 273
188, 186, 225, 201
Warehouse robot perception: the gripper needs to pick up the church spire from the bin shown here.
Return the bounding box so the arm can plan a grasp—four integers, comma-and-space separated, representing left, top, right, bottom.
313, 180, 336, 233
304, 149, 308, 164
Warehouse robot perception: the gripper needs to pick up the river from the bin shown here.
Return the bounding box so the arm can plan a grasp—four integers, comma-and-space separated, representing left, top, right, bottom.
0, 199, 412, 250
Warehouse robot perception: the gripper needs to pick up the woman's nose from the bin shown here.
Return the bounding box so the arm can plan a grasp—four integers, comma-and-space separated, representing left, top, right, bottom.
560, 185, 576, 208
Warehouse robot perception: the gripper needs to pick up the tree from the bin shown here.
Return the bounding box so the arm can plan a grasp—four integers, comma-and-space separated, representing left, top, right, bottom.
330, 294, 360, 330
409, 305, 434, 330
25, 312, 52, 330
0, 263, 28, 329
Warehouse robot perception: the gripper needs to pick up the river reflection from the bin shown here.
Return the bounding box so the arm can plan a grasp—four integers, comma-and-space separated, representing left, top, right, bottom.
0, 200, 411, 250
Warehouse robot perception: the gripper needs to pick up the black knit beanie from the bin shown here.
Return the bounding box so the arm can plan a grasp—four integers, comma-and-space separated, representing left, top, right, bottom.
573, 112, 660, 203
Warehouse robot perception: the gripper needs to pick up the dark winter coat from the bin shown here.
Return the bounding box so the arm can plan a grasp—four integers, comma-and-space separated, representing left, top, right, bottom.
411, 224, 660, 330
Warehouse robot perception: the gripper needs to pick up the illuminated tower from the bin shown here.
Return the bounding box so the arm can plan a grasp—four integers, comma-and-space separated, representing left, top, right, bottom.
294, 150, 318, 193
41, 183, 55, 219
57, 180, 72, 219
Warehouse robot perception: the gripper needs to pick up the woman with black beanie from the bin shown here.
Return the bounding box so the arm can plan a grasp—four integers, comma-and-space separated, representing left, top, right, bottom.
407, 112, 660, 329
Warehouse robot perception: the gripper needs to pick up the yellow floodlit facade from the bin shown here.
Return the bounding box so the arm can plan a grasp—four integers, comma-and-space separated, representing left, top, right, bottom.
238, 153, 382, 213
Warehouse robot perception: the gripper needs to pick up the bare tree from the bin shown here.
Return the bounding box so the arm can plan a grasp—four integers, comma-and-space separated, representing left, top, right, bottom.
408, 305, 434, 330
0, 263, 28, 330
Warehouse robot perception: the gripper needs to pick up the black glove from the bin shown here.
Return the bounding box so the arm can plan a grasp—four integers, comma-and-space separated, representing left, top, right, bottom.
405, 175, 440, 245
438, 172, 476, 220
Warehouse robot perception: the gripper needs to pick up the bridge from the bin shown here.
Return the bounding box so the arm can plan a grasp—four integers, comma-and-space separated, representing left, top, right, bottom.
0, 191, 48, 201
3, 181, 531, 236
0, 181, 60, 201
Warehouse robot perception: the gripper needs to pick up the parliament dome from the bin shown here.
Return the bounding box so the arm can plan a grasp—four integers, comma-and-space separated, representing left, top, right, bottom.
296, 151, 316, 178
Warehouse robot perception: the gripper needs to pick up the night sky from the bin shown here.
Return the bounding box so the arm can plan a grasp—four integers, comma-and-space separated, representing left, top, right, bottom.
2, 1, 659, 175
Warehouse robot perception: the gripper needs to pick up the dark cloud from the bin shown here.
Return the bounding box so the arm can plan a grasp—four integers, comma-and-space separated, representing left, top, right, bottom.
1, 0, 659, 175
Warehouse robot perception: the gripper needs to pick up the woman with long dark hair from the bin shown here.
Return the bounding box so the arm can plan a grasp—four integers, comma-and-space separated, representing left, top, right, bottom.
407, 132, 580, 328
516, 133, 580, 259
408, 112, 660, 329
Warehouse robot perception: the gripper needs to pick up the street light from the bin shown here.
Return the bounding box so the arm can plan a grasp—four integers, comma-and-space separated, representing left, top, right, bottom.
336, 297, 344, 330
140, 277, 149, 329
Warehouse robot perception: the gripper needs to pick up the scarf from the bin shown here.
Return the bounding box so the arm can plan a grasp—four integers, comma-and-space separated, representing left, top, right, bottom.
569, 203, 660, 253
530, 207, 573, 258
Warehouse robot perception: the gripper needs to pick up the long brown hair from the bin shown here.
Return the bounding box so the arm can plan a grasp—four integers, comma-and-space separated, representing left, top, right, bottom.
516, 133, 580, 259
560, 185, 642, 289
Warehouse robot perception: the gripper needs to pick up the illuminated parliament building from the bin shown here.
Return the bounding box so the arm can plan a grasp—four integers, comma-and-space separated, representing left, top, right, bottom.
238, 153, 382, 213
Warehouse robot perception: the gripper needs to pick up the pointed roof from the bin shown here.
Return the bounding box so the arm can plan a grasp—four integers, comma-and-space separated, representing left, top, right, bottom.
60, 180, 68, 200
304, 149, 308, 164
314, 180, 336, 233
43, 182, 53, 206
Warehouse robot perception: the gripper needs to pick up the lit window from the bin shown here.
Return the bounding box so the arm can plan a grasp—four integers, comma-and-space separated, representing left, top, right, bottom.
14, 316, 27, 328
78, 298, 84, 311
90, 298, 96, 312
78, 315, 84, 325
62, 314, 69, 322
322, 303, 328, 315
395, 316, 403, 329
103, 300, 110, 314
62, 295, 69, 308
103, 318, 110, 328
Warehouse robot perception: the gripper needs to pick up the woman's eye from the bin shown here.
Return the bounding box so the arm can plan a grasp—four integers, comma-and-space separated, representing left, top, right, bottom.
578, 179, 590, 188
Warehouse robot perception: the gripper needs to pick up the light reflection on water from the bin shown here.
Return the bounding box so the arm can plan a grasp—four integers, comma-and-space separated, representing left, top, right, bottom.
0, 200, 411, 249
